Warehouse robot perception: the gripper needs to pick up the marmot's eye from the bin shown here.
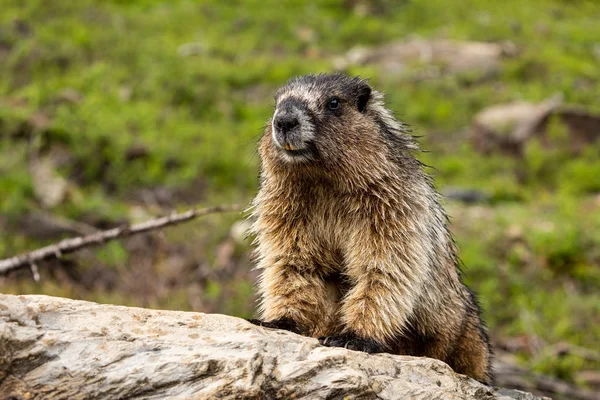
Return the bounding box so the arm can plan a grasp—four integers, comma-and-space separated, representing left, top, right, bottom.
327, 97, 340, 110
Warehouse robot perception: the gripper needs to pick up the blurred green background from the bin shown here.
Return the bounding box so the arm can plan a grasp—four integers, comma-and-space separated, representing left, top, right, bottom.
1, 0, 599, 396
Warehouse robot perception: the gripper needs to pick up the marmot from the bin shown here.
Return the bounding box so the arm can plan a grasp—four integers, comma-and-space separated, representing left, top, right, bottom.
249, 73, 492, 384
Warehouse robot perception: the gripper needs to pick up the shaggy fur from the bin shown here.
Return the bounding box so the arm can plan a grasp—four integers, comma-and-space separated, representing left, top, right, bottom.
249, 73, 493, 384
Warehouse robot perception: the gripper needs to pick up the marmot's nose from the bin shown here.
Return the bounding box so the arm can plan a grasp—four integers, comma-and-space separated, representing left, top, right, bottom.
274, 114, 300, 134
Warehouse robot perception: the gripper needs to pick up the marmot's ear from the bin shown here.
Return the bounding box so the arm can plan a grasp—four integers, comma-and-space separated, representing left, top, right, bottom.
357, 86, 371, 113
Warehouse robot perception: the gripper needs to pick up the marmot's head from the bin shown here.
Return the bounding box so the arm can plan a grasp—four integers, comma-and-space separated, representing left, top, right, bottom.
261, 73, 416, 174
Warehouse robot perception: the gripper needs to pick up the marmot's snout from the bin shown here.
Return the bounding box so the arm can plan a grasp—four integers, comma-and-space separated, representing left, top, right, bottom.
271, 98, 315, 160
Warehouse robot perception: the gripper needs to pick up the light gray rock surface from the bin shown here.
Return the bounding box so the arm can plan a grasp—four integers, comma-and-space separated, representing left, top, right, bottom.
0, 294, 547, 399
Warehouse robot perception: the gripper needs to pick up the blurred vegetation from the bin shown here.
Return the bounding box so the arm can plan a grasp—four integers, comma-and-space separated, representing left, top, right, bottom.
1, 0, 599, 391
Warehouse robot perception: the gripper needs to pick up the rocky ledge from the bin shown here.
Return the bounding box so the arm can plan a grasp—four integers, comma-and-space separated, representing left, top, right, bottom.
0, 294, 547, 399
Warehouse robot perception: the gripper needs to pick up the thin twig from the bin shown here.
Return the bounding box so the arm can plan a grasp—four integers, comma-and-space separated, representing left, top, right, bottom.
0, 204, 242, 276
31, 210, 99, 236
495, 359, 598, 400
30, 263, 40, 282
542, 342, 600, 362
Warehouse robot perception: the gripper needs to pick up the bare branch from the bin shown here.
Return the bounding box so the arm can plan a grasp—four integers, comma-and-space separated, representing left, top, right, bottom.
30, 263, 40, 282
495, 359, 597, 400
0, 204, 242, 276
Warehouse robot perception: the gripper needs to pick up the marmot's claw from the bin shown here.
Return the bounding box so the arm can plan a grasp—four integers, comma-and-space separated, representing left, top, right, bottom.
247, 317, 303, 334
318, 336, 330, 345
318, 333, 385, 353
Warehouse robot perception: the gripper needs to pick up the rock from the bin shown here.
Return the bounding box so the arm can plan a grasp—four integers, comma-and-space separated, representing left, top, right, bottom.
29, 154, 70, 208
177, 42, 207, 57
471, 96, 600, 156
56, 88, 84, 105
443, 187, 490, 204
0, 294, 547, 399
335, 38, 516, 76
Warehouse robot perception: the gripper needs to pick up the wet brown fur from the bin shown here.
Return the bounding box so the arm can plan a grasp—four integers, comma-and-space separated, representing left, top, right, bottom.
250, 73, 493, 384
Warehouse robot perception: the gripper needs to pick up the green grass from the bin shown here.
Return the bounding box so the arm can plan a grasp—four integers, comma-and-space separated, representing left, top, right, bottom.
1, 0, 599, 387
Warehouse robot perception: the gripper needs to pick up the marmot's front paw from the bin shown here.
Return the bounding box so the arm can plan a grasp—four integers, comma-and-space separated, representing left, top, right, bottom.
319, 332, 386, 353
247, 317, 303, 334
